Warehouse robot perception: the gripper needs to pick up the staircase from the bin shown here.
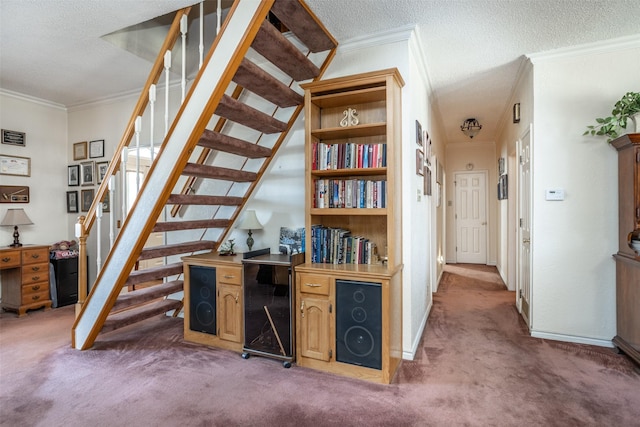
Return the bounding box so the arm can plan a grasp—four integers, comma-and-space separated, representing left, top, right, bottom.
72, 0, 337, 350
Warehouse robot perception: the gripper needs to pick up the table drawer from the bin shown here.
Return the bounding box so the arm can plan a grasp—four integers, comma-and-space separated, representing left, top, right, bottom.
0, 250, 21, 269
298, 273, 330, 296
217, 266, 242, 285
22, 263, 49, 285
22, 247, 48, 265
21, 287, 49, 305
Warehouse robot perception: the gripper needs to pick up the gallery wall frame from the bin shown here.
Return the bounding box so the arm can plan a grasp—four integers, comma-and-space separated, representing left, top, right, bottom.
89, 139, 105, 158
96, 161, 109, 184
0, 185, 29, 203
81, 188, 94, 212
1, 129, 26, 147
80, 161, 95, 186
68, 164, 80, 186
67, 190, 78, 213
0, 154, 31, 176
73, 141, 87, 160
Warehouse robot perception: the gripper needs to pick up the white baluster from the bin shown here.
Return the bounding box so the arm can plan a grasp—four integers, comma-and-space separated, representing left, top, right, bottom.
135, 116, 142, 192
164, 50, 171, 137
109, 176, 115, 248
199, 1, 204, 69
96, 201, 103, 272
181, 14, 188, 103
121, 147, 128, 220
217, 0, 221, 34
149, 84, 156, 162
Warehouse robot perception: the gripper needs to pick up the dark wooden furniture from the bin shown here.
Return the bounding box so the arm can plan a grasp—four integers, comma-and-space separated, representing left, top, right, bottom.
0, 245, 51, 316
611, 133, 640, 366
50, 257, 80, 307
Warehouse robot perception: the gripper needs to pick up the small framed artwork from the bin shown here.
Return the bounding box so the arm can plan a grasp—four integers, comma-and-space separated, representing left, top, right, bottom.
81, 189, 95, 212
424, 166, 432, 196
66, 191, 78, 213
73, 141, 88, 160
68, 165, 80, 186
498, 157, 506, 176
101, 192, 110, 213
0, 154, 31, 176
80, 161, 95, 186
89, 139, 105, 158
96, 161, 109, 184
415, 149, 424, 176
513, 103, 521, 124
0, 185, 29, 203
2, 129, 26, 147
415, 120, 423, 147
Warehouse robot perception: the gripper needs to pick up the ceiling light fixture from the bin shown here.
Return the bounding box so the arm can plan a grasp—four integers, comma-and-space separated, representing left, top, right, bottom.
461, 118, 482, 139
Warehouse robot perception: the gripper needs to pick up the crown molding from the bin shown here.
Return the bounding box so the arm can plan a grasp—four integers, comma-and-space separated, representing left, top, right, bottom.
527, 33, 640, 63
338, 24, 414, 53
0, 88, 67, 111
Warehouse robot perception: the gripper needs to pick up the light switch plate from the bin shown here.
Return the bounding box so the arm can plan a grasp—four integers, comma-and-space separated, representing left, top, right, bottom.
545, 189, 565, 201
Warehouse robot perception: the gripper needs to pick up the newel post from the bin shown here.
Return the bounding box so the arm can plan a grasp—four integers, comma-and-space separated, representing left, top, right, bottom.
75, 215, 88, 318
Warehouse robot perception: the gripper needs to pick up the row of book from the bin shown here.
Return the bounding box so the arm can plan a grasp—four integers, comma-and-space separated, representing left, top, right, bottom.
310, 225, 378, 265
312, 142, 387, 170
314, 179, 386, 209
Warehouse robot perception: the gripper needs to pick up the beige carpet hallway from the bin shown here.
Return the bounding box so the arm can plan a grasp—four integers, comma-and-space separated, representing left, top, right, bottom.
1, 264, 638, 426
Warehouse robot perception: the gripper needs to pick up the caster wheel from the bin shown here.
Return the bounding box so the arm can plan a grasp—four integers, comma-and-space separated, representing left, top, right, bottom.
283, 361, 292, 369
241, 352, 250, 359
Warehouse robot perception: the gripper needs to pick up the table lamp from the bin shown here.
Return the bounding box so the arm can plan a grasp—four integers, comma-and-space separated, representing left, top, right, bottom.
238, 210, 262, 251
1, 208, 33, 247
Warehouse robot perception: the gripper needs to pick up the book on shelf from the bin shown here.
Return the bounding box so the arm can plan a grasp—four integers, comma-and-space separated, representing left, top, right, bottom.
313, 179, 386, 209
312, 142, 386, 170
310, 225, 378, 265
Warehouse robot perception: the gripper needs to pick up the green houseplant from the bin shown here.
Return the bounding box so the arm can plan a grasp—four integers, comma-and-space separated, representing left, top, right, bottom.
584, 91, 640, 142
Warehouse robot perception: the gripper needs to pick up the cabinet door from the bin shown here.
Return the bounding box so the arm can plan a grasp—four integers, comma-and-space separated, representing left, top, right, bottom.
218, 283, 242, 343
299, 296, 331, 361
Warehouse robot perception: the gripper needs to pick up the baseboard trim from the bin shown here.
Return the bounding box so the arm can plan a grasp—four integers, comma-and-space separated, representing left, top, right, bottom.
531, 330, 614, 348
403, 302, 432, 360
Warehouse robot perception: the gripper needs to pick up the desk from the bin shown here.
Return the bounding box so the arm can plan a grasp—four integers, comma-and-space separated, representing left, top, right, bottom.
0, 245, 51, 316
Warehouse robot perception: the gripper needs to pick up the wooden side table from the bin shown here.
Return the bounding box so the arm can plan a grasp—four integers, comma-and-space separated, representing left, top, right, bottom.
0, 245, 52, 316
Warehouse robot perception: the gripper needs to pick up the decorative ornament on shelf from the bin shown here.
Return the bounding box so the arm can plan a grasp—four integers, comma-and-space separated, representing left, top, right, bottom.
219, 239, 236, 256
340, 107, 359, 127
584, 91, 640, 142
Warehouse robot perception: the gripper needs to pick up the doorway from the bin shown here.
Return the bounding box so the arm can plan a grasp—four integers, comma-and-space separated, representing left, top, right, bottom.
454, 170, 488, 264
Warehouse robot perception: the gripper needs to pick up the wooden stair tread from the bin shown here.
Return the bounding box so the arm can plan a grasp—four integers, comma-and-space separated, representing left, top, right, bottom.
252, 20, 320, 82
126, 262, 184, 286
153, 219, 230, 232
167, 194, 244, 206
216, 94, 287, 134
139, 240, 215, 260
234, 58, 303, 108
198, 129, 272, 159
102, 299, 183, 333
271, 0, 337, 53
182, 163, 257, 182
112, 280, 183, 312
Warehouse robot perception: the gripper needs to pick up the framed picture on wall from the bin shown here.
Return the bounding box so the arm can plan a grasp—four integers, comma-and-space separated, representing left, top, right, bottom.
416, 120, 423, 147
66, 191, 78, 213
68, 165, 80, 186
80, 161, 94, 186
100, 192, 110, 213
96, 161, 109, 184
89, 139, 105, 158
81, 189, 94, 212
415, 149, 424, 176
73, 141, 87, 160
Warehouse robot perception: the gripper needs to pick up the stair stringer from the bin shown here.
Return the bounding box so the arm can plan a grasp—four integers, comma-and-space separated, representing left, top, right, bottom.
71, 0, 276, 351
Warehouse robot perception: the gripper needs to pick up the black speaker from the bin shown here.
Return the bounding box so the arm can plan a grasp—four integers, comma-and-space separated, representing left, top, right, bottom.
336, 280, 382, 370
189, 266, 216, 334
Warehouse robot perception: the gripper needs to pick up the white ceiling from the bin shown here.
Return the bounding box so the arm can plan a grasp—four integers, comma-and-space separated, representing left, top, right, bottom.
1, 0, 639, 144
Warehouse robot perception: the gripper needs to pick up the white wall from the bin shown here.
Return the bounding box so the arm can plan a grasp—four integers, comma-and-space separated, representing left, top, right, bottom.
0, 92, 68, 247
528, 39, 640, 345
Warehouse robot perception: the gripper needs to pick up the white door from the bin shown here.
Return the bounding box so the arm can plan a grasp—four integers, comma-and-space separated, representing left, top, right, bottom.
517, 127, 532, 327
454, 171, 487, 264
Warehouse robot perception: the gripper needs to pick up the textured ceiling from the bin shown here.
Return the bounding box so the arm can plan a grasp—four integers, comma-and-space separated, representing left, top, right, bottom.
1, 0, 639, 144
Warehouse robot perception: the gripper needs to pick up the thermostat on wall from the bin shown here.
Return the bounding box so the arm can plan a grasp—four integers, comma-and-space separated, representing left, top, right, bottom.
545, 189, 565, 201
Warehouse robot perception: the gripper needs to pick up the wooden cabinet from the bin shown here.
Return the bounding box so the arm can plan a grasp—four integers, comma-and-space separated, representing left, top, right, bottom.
1, 245, 51, 316
296, 69, 404, 384
183, 253, 244, 352
611, 133, 640, 366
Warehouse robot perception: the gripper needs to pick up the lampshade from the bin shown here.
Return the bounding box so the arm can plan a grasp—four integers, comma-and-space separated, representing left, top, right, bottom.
1, 208, 33, 226
461, 118, 482, 139
238, 210, 263, 230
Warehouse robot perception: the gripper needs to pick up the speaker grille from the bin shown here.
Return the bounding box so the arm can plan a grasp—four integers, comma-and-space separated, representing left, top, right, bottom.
189, 266, 216, 334
336, 280, 382, 370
